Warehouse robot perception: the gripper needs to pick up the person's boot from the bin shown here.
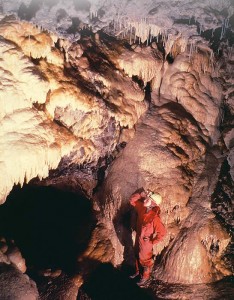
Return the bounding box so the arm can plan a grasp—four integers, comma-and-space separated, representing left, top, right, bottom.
129, 272, 139, 279
136, 265, 152, 286
136, 277, 150, 286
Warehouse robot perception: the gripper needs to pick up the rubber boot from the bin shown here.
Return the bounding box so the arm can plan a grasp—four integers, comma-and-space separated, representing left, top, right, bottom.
129, 259, 140, 279
137, 265, 152, 286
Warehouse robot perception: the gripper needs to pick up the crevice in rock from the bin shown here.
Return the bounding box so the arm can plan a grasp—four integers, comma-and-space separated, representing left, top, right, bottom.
132, 75, 144, 89
67, 17, 82, 36
166, 52, 174, 64
144, 81, 152, 104
211, 159, 234, 273
18, 0, 43, 21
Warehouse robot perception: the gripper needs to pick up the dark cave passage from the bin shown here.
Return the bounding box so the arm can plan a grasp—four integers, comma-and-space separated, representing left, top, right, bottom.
0, 184, 96, 273
78, 262, 157, 300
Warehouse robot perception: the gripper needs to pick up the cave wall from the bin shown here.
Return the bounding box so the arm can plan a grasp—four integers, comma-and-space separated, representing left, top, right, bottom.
0, 1, 233, 289
99, 51, 233, 284
0, 17, 147, 203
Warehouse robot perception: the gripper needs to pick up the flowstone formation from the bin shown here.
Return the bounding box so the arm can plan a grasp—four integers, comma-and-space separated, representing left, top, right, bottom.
0, 0, 233, 299
0, 16, 147, 203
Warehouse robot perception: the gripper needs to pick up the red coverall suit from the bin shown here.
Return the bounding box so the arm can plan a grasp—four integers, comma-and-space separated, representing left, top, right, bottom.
130, 192, 166, 280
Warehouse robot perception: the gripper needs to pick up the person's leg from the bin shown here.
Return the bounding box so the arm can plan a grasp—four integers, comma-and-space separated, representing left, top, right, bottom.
137, 240, 154, 285
142, 260, 154, 279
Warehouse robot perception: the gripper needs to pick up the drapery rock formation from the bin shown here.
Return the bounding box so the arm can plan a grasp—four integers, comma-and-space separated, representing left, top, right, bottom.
0, 0, 233, 298
0, 16, 146, 203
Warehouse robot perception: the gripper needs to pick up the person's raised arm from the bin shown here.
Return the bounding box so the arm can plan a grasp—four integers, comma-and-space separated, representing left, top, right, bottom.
129, 192, 143, 207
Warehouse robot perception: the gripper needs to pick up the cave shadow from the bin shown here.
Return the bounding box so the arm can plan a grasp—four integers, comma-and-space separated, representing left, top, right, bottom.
210, 276, 234, 299
0, 184, 96, 273
112, 188, 145, 274
78, 260, 158, 300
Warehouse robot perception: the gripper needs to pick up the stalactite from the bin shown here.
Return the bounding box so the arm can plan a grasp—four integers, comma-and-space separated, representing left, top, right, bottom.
220, 19, 225, 40
189, 41, 195, 62
209, 50, 214, 74
129, 24, 132, 44
227, 46, 233, 59
113, 17, 162, 45
220, 17, 230, 40
199, 24, 202, 35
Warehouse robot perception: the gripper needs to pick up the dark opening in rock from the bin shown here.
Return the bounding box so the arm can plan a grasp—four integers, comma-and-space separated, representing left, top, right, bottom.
79, 262, 155, 300
0, 185, 96, 274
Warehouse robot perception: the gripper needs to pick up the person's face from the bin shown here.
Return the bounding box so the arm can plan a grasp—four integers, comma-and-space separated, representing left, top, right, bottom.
143, 197, 152, 207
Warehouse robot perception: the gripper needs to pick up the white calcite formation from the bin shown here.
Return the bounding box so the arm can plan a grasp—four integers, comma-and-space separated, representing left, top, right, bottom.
1, 0, 233, 43
0, 16, 147, 203
159, 52, 222, 143
117, 45, 163, 86
0, 22, 77, 202
1, 0, 233, 71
